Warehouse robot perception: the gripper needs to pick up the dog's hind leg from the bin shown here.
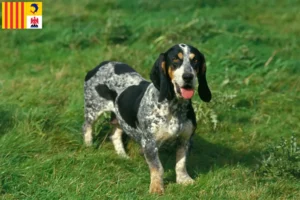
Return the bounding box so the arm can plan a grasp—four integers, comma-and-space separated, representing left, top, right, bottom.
82, 121, 93, 147
110, 127, 128, 158
82, 108, 105, 147
109, 112, 128, 158
83, 96, 114, 146
83, 79, 117, 146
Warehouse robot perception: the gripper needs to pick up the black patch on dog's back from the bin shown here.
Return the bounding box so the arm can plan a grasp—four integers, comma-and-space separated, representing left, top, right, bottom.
114, 63, 136, 75
95, 84, 117, 101
85, 61, 110, 81
117, 81, 150, 128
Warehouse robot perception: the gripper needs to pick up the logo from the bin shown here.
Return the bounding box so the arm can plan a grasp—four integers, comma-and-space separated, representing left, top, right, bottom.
30, 17, 39, 28
30, 3, 39, 14
2, 2, 42, 29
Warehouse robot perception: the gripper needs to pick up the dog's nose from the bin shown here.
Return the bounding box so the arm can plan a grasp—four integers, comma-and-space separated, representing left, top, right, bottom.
182, 73, 194, 82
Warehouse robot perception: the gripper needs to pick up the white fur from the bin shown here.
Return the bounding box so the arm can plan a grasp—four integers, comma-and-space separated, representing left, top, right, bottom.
176, 145, 194, 184
110, 127, 128, 158
84, 125, 93, 146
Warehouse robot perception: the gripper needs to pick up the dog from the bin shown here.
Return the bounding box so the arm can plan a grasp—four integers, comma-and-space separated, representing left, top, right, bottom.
83, 43, 211, 194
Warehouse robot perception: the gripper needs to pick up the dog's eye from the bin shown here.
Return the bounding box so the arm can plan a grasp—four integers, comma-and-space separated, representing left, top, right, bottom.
190, 59, 197, 65
172, 58, 180, 63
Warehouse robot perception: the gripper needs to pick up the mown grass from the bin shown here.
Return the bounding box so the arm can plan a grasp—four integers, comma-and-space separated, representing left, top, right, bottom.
0, 0, 300, 199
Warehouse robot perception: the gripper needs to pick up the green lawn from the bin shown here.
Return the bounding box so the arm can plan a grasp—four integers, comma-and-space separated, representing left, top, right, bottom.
1, 0, 300, 199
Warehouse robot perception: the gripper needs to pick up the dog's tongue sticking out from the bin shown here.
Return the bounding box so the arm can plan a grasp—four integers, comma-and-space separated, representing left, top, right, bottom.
180, 88, 194, 99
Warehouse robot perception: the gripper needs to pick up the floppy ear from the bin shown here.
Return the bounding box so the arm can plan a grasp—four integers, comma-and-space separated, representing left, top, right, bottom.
197, 62, 212, 102
150, 53, 174, 102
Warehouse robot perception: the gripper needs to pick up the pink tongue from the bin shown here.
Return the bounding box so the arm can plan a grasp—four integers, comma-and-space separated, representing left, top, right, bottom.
180, 88, 194, 99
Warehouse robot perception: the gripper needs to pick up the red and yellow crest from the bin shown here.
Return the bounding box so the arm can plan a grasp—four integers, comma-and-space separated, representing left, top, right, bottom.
2, 2, 42, 29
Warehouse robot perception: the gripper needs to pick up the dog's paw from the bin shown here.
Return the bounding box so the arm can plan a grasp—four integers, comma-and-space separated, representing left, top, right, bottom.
176, 175, 194, 185
149, 180, 164, 195
118, 153, 129, 159
84, 141, 93, 147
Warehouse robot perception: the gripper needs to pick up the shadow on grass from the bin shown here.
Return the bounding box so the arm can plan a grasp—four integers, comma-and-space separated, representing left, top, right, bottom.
159, 134, 261, 184
93, 124, 261, 184
0, 105, 17, 137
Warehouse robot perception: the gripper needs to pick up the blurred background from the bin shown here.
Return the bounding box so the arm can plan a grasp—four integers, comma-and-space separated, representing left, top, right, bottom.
0, 0, 299, 199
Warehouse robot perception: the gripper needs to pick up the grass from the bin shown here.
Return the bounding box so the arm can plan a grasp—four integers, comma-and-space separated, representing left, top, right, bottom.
0, 0, 300, 199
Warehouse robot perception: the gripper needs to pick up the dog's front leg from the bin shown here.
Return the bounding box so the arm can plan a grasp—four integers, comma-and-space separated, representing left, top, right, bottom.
143, 140, 164, 194
176, 140, 194, 184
